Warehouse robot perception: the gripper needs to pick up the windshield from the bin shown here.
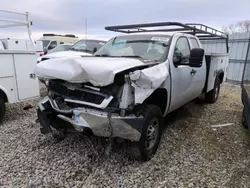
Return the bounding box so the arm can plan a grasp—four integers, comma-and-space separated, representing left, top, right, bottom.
94, 35, 170, 61
48, 44, 71, 53
39, 40, 50, 48
68, 40, 90, 53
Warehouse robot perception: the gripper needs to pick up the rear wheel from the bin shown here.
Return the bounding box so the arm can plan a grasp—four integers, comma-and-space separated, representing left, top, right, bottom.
133, 105, 163, 161
0, 96, 6, 123
242, 107, 248, 129
205, 77, 220, 103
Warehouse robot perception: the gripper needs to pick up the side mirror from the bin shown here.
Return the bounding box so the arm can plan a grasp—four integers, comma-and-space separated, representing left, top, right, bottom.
189, 48, 204, 67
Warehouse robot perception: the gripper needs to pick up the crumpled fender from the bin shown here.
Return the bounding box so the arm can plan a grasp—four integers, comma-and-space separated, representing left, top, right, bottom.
129, 63, 169, 104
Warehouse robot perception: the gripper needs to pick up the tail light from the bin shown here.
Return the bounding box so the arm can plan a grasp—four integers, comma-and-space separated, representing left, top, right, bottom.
40, 52, 44, 56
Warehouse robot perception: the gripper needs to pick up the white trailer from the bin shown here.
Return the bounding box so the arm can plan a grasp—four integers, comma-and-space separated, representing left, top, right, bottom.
0, 10, 40, 122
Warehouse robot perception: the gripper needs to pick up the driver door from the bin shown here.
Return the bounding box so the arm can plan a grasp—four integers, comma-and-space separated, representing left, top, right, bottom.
168, 36, 196, 112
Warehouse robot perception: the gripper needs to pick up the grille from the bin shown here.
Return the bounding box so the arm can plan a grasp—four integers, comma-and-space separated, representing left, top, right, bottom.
49, 82, 105, 105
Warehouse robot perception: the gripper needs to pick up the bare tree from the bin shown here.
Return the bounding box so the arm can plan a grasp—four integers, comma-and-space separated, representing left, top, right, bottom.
222, 26, 230, 34
222, 20, 250, 34
237, 20, 250, 32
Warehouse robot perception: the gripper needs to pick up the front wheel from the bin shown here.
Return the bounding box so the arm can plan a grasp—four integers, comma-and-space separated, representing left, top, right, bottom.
0, 96, 6, 123
205, 77, 220, 103
133, 105, 163, 161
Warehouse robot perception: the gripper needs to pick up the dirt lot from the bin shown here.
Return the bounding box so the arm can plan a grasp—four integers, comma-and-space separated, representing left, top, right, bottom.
0, 83, 250, 188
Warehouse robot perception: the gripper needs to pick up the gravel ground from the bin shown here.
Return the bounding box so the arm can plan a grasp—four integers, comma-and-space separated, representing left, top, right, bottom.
0, 83, 250, 188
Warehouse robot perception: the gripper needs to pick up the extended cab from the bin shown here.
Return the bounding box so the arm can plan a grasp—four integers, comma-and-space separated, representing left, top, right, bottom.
34, 22, 229, 161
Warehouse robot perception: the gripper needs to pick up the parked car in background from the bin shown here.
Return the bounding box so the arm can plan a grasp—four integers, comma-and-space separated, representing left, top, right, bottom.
37, 39, 106, 63
45, 43, 73, 54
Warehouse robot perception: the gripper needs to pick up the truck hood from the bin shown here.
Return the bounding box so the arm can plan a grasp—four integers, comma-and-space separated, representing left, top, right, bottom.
34, 56, 151, 86
37, 51, 92, 62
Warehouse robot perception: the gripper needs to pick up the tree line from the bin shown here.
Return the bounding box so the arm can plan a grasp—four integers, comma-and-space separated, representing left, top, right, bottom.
222, 20, 250, 34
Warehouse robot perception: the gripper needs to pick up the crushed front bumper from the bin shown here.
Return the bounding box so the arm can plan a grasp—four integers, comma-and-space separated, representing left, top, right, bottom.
37, 96, 143, 141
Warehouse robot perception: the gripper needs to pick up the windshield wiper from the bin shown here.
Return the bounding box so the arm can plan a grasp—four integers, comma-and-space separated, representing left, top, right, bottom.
119, 55, 142, 58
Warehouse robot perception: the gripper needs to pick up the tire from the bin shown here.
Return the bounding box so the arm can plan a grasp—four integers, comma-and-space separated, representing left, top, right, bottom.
134, 105, 163, 161
242, 107, 248, 129
205, 77, 220, 103
0, 97, 6, 123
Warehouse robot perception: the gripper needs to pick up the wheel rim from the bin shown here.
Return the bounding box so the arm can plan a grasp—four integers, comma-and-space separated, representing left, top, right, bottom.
145, 118, 159, 150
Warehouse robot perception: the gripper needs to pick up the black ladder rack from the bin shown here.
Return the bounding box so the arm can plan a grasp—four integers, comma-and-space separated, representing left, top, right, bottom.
105, 21, 229, 52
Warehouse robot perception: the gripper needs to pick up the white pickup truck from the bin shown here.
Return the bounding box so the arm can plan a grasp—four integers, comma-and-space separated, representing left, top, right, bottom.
35, 22, 229, 161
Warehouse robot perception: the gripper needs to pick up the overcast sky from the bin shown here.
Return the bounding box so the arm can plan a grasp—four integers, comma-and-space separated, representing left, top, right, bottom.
0, 0, 249, 40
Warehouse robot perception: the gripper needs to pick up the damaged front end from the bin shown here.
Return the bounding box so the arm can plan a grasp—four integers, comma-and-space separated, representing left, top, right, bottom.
37, 77, 144, 141
36, 59, 169, 141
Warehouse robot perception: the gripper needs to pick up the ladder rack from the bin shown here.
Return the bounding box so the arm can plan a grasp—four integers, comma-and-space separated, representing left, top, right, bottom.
105, 21, 229, 52
0, 9, 34, 47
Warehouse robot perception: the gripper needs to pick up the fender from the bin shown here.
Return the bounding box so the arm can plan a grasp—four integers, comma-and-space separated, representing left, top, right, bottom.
141, 88, 168, 116
0, 85, 9, 103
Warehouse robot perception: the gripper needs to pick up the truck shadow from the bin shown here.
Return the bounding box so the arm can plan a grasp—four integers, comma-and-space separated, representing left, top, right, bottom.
162, 101, 207, 130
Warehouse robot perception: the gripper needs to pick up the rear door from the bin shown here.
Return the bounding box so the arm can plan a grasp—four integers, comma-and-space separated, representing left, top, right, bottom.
168, 36, 196, 112
14, 53, 40, 100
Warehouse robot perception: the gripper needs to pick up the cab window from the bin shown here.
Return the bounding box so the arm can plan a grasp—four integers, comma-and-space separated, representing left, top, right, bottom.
173, 37, 190, 65
190, 38, 199, 49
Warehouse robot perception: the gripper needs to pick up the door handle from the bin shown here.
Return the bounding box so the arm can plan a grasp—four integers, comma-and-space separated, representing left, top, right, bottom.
29, 73, 36, 79
190, 69, 197, 75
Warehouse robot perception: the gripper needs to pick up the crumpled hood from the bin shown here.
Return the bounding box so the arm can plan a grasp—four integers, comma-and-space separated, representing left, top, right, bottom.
37, 51, 91, 62
34, 56, 148, 86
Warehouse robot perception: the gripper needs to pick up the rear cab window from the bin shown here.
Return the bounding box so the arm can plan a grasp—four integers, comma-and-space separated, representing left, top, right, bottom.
190, 38, 200, 49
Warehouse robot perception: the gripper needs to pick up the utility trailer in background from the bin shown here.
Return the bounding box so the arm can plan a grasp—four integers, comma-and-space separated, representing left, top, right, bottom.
0, 10, 40, 122
241, 38, 250, 131
0, 39, 43, 57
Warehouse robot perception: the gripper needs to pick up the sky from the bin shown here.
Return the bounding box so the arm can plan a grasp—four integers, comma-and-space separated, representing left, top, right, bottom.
0, 0, 249, 41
